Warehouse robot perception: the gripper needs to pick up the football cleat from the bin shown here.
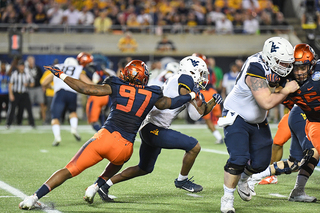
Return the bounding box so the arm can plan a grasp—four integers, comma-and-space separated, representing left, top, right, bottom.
258, 175, 278, 185
247, 177, 258, 196
19, 195, 40, 210
97, 184, 114, 202
174, 176, 203, 193
52, 137, 61, 146
220, 195, 235, 213
237, 179, 252, 201
288, 188, 317, 202
216, 138, 224, 144
71, 128, 81, 141
84, 183, 99, 204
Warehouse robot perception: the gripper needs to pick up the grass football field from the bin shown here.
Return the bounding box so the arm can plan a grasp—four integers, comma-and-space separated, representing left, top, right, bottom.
1, 122, 320, 213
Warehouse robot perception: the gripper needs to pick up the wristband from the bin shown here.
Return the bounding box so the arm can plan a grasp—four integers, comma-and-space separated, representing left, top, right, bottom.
60, 73, 67, 81
189, 92, 196, 99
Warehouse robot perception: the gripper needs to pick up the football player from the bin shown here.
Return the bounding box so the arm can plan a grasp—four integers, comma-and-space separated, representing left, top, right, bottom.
19, 60, 200, 210
192, 53, 223, 144
219, 37, 299, 213
41, 57, 92, 146
77, 52, 111, 132
148, 61, 179, 87
82, 56, 223, 204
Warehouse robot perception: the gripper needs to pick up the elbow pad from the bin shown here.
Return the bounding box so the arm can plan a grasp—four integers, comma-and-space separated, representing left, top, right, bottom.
187, 103, 202, 121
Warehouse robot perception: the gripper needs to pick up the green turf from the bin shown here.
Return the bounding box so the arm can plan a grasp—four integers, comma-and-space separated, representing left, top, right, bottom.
1, 122, 320, 213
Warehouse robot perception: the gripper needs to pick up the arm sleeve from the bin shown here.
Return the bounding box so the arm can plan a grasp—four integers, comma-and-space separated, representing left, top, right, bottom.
169, 93, 192, 109
187, 103, 202, 121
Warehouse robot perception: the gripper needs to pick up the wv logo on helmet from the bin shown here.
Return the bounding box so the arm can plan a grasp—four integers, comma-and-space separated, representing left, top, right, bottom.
187, 58, 199, 67
270, 41, 279, 53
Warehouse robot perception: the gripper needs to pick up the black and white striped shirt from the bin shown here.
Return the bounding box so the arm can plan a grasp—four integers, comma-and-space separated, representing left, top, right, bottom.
10, 70, 34, 93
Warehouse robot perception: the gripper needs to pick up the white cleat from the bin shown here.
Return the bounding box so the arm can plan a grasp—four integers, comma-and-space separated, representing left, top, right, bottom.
52, 137, 61, 146
221, 195, 235, 213
237, 179, 252, 201
84, 183, 99, 204
71, 128, 81, 141
19, 195, 39, 210
288, 188, 317, 202
247, 177, 260, 196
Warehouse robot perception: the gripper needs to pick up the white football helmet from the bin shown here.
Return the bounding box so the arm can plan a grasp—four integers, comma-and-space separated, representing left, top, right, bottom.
165, 61, 179, 74
179, 56, 209, 89
64, 57, 79, 66
261, 37, 294, 77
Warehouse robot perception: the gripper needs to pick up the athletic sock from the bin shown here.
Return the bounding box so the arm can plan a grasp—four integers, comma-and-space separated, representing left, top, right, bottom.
106, 179, 113, 187
213, 130, 222, 140
52, 124, 61, 140
70, 117, 78, 130
223, 184, 235, 197
177, 174, 188, 181
35, 184, 50, 199
252, 167, 271, 180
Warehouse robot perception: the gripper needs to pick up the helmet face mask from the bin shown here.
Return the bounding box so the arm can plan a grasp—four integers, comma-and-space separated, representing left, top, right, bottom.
121, 60, 149, 85
293, 43, 317, 84
179, 56, 209, 89
262, 37, 294, 77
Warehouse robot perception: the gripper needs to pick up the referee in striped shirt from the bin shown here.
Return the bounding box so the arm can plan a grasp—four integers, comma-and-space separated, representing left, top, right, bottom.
6, 60, 35, 128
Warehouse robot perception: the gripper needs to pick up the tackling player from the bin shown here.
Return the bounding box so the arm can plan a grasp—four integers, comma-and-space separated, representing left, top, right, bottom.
19, 60, 199, 210
82, 55, 223, 204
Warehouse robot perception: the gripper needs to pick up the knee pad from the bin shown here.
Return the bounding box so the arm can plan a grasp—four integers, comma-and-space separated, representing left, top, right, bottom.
245, 164, 265, 174
224, 161, 245, 175
300, 149, 319, 175
273, 155, 299, 175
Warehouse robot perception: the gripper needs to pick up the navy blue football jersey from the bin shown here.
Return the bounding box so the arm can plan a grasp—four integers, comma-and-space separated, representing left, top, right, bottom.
102, 76, 163, 142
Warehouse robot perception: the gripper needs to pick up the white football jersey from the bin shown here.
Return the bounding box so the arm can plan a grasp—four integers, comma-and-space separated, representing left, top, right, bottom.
144, 74, 189, 129
223, 52, 272, 123
53, 63, 84, 93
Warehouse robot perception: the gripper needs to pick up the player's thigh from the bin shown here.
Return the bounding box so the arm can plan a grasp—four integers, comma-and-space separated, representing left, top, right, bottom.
140, 123, 197, 151
249, 123, 273, 170
224, 117, 251, 165
138, 138, 162, 173
273, 113, 290, 146
305, 121, 320, 155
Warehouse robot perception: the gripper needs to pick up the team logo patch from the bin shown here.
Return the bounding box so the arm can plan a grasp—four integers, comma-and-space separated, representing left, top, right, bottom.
312, 71, 320, 81
187, 58, 199, 67
150, 129, 159, 135
270, 41, 279, 53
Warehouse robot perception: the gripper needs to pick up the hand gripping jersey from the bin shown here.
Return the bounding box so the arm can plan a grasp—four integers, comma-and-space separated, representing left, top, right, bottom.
102, 76, 164, 142
223, 52, 272, 123
53, 63, 84, 93
144, 73, 195, 129
287, 62, 320, 122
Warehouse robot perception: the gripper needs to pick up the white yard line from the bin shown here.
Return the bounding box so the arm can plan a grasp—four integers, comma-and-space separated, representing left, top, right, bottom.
0, 180, 62, 213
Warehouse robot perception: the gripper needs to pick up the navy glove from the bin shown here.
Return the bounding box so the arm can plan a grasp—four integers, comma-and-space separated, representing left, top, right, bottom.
192, 84, 201, 98
266, 73, 280, 87
212, 93, 223, 105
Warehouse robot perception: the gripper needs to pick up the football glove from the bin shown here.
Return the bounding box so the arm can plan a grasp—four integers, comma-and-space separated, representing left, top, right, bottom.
266, 73, 280, 87
44, 65, 66, 79
212, 93, 223, 105
192, 84, 201, 98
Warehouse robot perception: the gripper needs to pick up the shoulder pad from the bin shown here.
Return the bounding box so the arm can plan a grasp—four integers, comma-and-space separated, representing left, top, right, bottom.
178, 74, 194, 92
246, 62, 266, 79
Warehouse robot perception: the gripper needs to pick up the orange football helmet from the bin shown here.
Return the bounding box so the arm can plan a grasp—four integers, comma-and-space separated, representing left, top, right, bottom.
120, 60, 149, 85
293, 44, 317, 84
77, 52, 93, 67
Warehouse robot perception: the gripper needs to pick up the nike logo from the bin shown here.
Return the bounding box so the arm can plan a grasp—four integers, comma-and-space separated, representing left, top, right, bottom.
307, 86, 314, 91
182, 186, 194, 192
238, 189, 250, 197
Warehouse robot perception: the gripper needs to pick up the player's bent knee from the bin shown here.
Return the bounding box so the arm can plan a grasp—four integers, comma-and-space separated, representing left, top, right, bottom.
224, 161, 245, 175
300, 148, 319, 175
190, 142, 201, 154
273, 155, 300, 175
245, 164, 266, 174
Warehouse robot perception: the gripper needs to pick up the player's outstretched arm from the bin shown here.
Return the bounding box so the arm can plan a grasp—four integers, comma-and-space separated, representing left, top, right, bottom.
44, 65, 112, 96
155, 91, 197, 110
